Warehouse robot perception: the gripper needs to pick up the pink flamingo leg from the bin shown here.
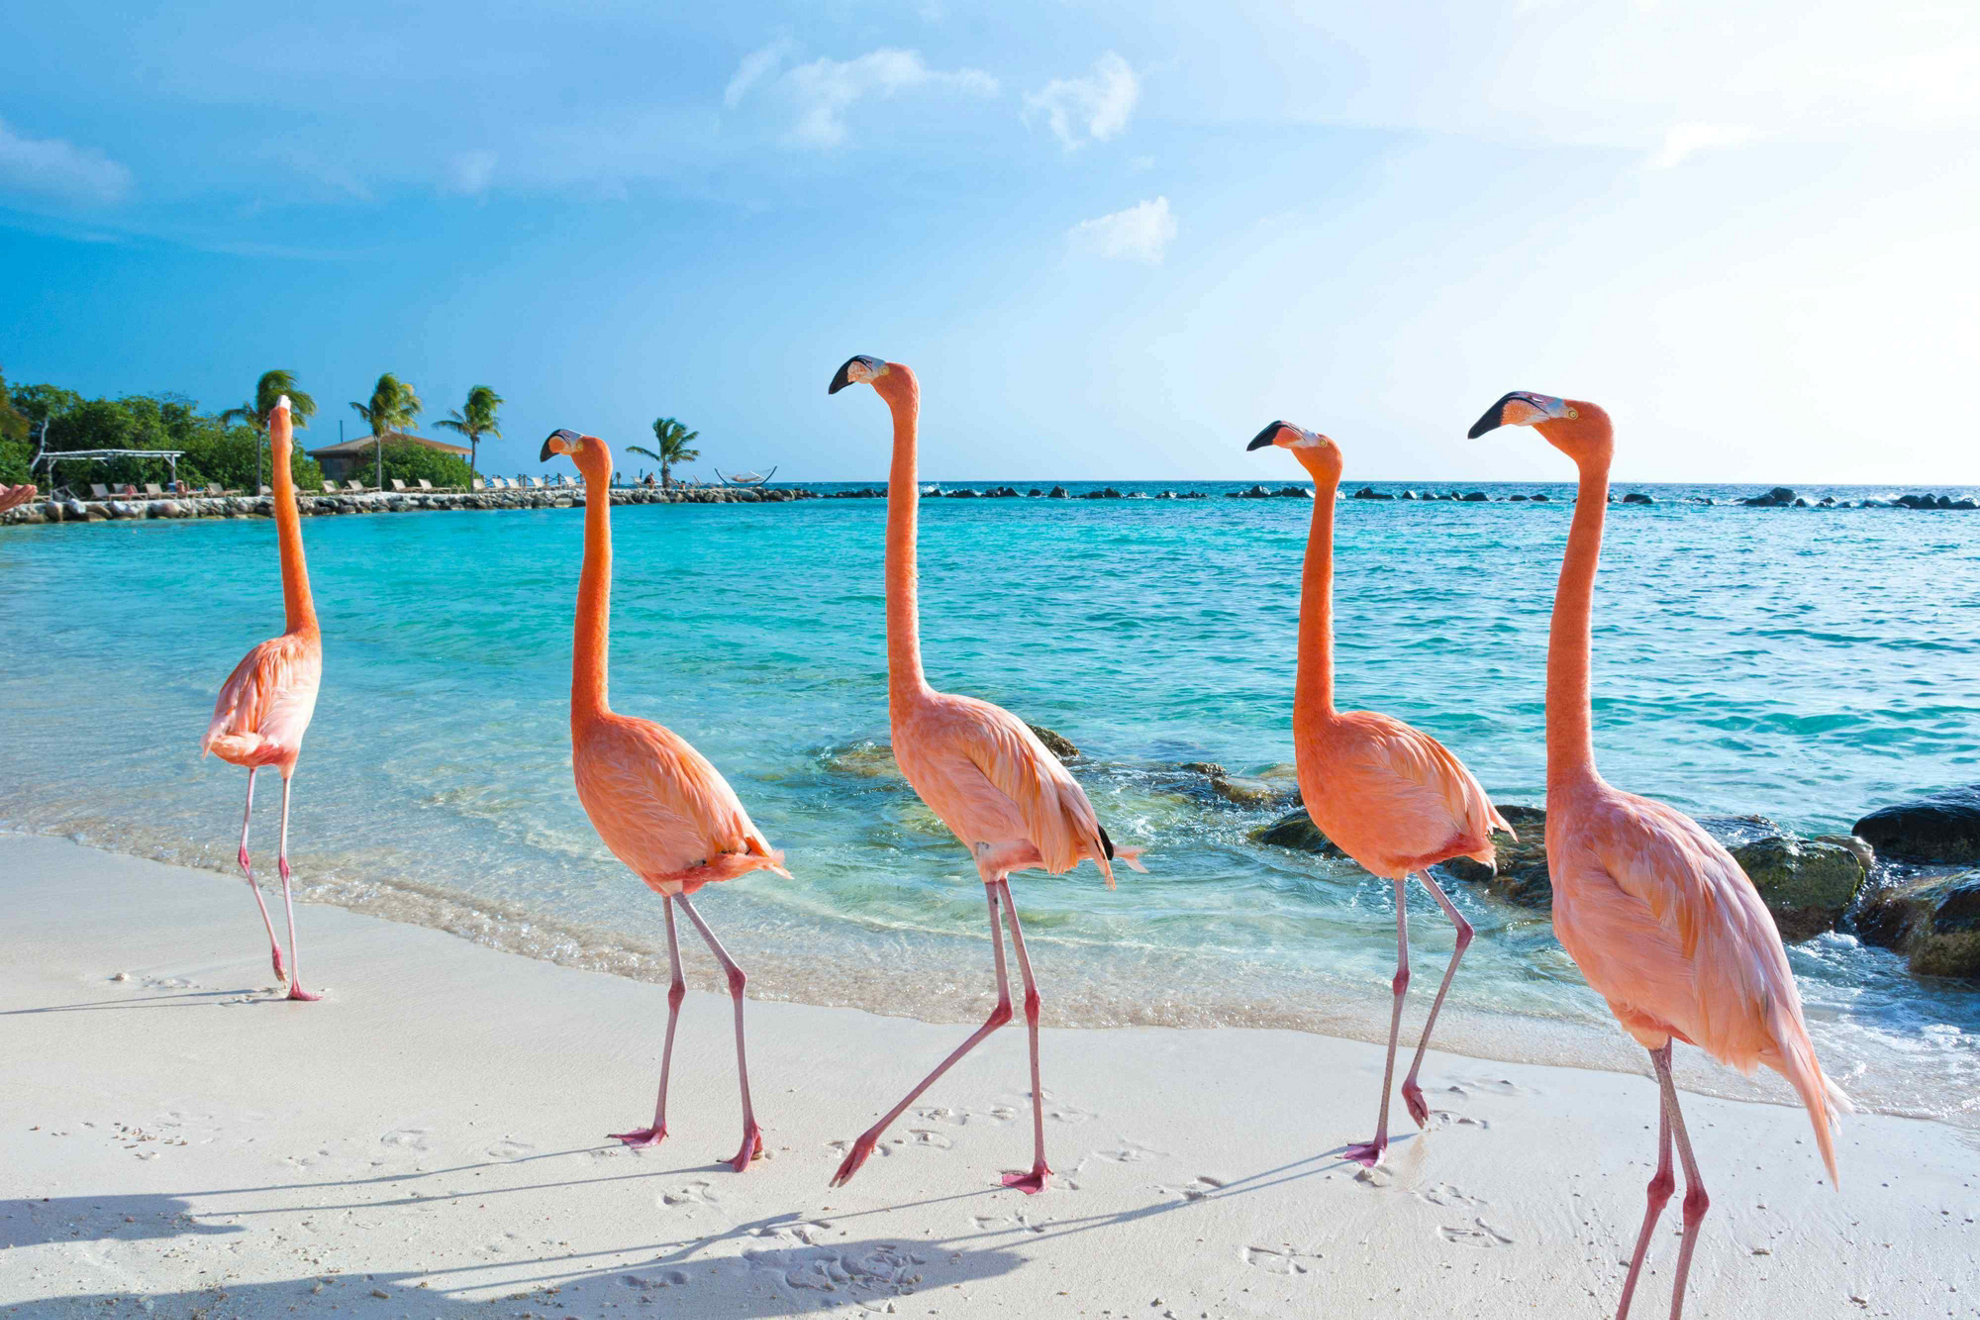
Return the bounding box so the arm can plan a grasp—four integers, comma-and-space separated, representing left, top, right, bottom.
276, 775, 321, 1002
994, 879, 1051, 1194
611, 896, 685, 1149
1347, 876, 1410, 1167
674, 893, 761, 1173
1399, 870, 1474, 1126
831, 887, 1012, 1189
1615, 1044, 1676, 1320
1654, 1045, 1710, 1320
237, 768, 287, 984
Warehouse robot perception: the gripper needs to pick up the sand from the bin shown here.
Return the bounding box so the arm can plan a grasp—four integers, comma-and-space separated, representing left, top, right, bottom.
1, 834, 1973, 1318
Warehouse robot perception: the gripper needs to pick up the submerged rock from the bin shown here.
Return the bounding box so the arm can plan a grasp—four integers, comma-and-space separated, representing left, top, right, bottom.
1025, 724, 1080, 762
1438, 805, 1551, 907
1622, 492, 1654, 504
1729, 836, 1869, 941
1853, 786, 1980, 864
1855, 871, 1980, 977
1250, 808, 1346, 858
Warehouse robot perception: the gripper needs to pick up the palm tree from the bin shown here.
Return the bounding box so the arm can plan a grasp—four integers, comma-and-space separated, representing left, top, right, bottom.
626, 417, 700, 489
433, 385, 503, 480
348, 374, 424, 489
221, 370, 317, 491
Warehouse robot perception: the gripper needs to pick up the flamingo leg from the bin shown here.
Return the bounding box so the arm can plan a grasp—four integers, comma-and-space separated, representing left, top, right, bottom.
1615, 1044, 1676, 1320
994, 879, 1051, 1194
674, 893, 761, 1173
830, 886, 1012, 1189
1653, 1045, 1710, 1320
610, 896, 685, 1149
1347, 876, 1410, 1168
277, 774, 321, 1002
237, 768, 287, 984
1399, 870, 1474, 1126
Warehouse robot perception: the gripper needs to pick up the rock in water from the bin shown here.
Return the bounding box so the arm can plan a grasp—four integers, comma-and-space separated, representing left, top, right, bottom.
1855, 871, 1980, 977
1729, 836, 1869, 941
1437, 805, 1551, 907
1250, 808, 1347, 858
1025, 724, 1080, 762
1853, 785, 1980, 864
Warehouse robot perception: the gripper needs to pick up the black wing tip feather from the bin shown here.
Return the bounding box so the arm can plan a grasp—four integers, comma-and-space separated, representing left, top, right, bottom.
1097, 824, 1116, 860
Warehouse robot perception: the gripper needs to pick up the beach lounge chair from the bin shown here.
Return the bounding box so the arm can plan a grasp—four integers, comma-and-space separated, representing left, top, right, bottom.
90, 484, 112, 500
144, 483, 165, 498
259, 486, 273, 496
471, 477, 486, 491
205, 484, 225, 497
391, 479, 408, 492
345, 480, 365, 493
418, 479, 435, 492
322, 482, 338, 494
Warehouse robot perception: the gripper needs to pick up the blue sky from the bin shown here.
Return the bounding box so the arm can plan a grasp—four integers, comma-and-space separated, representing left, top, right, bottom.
4, 1, 1977, 482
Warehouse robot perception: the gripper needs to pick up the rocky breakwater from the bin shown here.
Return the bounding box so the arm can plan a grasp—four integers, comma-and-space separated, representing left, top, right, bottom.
1850, 786, 1980, 977
4, 484, 816, 525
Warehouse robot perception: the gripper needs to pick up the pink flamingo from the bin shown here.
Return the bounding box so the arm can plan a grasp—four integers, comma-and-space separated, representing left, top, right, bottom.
541, 428, 788, 1173
1250, 421, 1514, 1167
201, 396, 323, 1001
826, 356, 1145, 1194
1469, 392, 1847, 1318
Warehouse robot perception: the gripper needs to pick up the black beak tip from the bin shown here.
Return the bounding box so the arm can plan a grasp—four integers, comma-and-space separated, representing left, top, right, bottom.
538, 438, 556, 462
541, 428, 579, 462
1246, 421, 1288, 452
828, 354, 879, 395
1467, 394, 1518, 440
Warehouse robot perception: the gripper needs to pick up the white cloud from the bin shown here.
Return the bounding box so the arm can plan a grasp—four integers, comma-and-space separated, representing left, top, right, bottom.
783, 49, 998, 148
0, 119, 132, 205
443, 149, 498, 196
1068, 196, 1174, 265
1025, 52, 1139, 150
1647, 123, 1762, 169
725, 38, 793, 109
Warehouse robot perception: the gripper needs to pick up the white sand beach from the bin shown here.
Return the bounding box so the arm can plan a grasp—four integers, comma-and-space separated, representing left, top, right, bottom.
1, 834, 1971, 1319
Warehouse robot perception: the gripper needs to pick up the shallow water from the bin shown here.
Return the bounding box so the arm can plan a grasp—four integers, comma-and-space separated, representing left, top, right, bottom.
2, 480, 1976, 1124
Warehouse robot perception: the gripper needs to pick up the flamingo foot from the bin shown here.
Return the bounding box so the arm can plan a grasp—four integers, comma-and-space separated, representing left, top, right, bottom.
1402, 1081, 1431, 1128
284, 983, 323, 1002
270, 946, 288, 983
829, 1135, 876, 1188
609, 1125, 668, 1149
726, 1124, 763, 1173
1000, 1161, 1052, 1195
1344, 1138, 1387, 1169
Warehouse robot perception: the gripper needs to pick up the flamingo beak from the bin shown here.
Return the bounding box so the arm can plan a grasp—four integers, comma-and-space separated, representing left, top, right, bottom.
829, 355, 887, 395
1247, 421, 1290, 451
540, 428, 583, 462
1468, 392, 1577, 438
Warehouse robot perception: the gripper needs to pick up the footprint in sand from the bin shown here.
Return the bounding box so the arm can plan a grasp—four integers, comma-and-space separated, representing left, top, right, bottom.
142, 975, 198, 991
1415, 1182, 1487, 1209
905, 1129, 953, 1149
1439, 1217, 1515, 1248
379, 1128, 433, 1152
1243, 1245, 1321, 1275
1445, 1075, 1529, 1097
825, 1138, 901, 1161
750, 1219, 830, 1247
1158, 1175, 1228, 1203
972, 1210, 1046, 1234
484, 1137, 534, 1160
1094, 1139, 1168, 1163
1045, 1102, 1096, 1125
660, 1180, 718, 1207
622, 1269, 690, 1289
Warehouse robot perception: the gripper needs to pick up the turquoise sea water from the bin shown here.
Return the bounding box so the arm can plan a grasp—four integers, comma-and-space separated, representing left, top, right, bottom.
2, 481, 1977, 1124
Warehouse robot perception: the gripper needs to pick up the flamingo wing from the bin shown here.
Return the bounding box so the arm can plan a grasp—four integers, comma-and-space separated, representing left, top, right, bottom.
576, 715, 785, 882
1343, 711, 1513, 861
937, 697, 1109, 879
202, 633, 321, 767
1564, 790, 1844, 1184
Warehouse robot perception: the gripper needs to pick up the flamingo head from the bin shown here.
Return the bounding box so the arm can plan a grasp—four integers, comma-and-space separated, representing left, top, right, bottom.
1247, 420, 1340, 477
270, 394, 293, 449
541, 428, 611, 473
1467, 391, 1611, 460
829, 355, 918, 408
828, 355, 888, 394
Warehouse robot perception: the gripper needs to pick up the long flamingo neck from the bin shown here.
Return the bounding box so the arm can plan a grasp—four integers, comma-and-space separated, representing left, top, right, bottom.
1293, 461, 1339, 719
572, 460, 612, 722
882, 378, 928, 705
1549, 450, 1610, 788
270, 420, 316, 634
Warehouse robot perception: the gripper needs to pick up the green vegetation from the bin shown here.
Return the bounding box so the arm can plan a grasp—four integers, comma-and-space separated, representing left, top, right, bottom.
0, 367, 32, 485
349, 373, 423, 435
434, 385, 503, 479
3, 376, 321, 495
626, 416, 700, 488
339, 437, 474, 491
220, 370, 319, 493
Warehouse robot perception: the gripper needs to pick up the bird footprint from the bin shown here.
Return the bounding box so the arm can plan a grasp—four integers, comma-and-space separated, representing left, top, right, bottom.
1439, 1218, 1514, 1248
1243, 1245, 1321, 1275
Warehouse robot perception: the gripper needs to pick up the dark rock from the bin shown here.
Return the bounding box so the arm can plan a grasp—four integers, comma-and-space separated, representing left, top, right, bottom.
947, 488, 978, 498
1048, 486, 1068, 499
1251, 808, 1347, 858
1462, 491, 1489, 502
1622, 492, 1654, 504
1792, 497, 1809, 507
1853, 786, 1980, 864
1400, 490, 1417, 500
1352, 486, 1393, 500
1530, 493, 1550, 502
1027, 488, 1043, 497
1509, 494, 1528, 501
1729, 836, 1868, 941
1856, 871, 1980, 977
1025, 724, 1080, 762
1438, 805, 1551, 907
1695, 813, 1782, 849
1273, 486, 1311, 499
1953, 499, 1978, 510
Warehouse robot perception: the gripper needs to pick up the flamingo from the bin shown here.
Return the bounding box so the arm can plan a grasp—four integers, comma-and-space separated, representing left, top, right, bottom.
826, 355, 1146, 1194
1249, 421, 1513, 1167
201, 396, 323, 1002
540, 427, 787, 1172
0, 484, 37, 515
1468, 392, 1847, 1319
